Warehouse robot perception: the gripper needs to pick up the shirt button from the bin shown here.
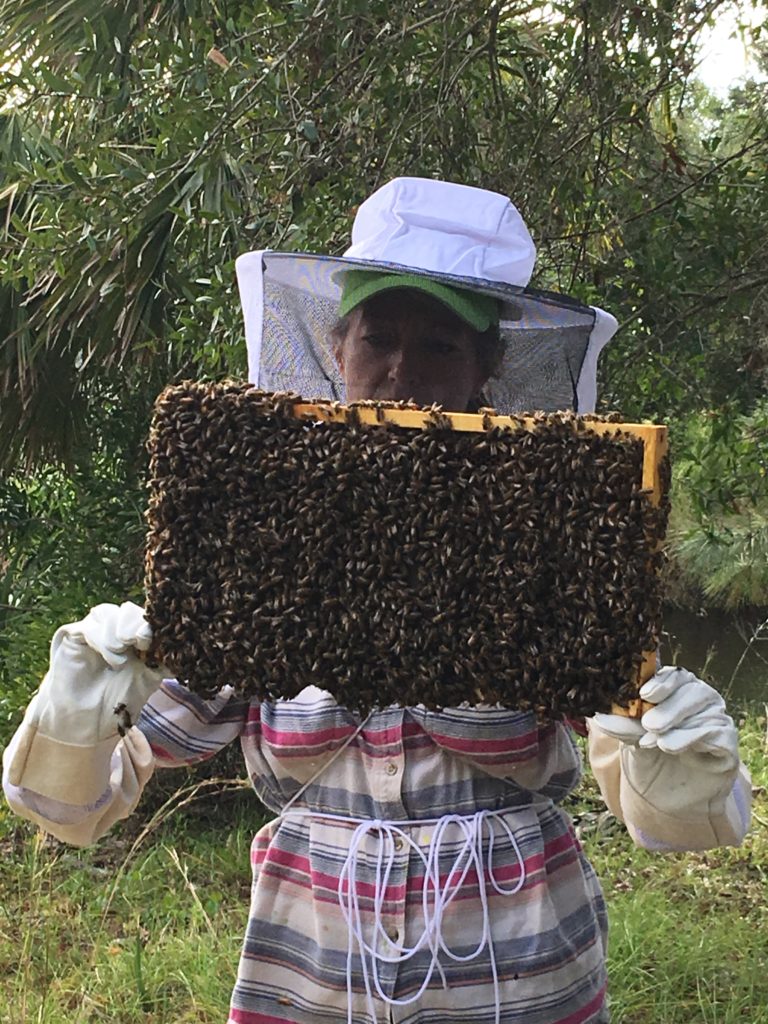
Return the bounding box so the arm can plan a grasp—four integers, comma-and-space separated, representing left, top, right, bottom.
385, 761, 398, 776
393, 836, 404, 852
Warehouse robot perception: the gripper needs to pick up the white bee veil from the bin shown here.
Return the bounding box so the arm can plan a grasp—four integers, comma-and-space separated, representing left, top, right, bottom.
235, 177, 618, 414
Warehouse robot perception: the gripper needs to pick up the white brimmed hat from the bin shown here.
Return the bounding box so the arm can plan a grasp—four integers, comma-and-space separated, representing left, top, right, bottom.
235, 177, 618, 413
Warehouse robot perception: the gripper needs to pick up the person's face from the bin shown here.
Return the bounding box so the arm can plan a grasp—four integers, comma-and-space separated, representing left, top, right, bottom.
334, 289, 490, 411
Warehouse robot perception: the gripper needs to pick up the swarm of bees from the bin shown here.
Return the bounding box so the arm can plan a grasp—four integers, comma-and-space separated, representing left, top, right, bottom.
144, 381, 669, 718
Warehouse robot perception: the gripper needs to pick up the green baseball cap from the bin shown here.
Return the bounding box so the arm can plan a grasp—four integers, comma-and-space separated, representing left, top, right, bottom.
338, 270, 500, 332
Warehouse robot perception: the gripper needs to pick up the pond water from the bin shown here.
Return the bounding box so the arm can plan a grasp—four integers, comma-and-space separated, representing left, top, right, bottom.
660, 605, 768, 704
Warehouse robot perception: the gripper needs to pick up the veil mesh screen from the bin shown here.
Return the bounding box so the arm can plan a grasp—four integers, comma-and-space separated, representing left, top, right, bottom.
258, 255, 595, 413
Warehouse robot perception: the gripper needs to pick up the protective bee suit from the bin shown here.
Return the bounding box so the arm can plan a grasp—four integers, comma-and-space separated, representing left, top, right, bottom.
3, 178, 751, 1024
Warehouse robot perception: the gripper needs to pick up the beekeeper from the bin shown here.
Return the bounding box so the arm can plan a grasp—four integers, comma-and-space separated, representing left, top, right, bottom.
3, 177, 751, 1024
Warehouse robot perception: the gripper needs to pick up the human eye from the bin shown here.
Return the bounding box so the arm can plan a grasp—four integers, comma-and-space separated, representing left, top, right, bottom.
424, 336, 459, 356
362, 333, 394, 350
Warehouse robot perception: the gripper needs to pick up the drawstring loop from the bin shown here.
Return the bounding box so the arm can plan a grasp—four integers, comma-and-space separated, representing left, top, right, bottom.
279, 807, 526, 1024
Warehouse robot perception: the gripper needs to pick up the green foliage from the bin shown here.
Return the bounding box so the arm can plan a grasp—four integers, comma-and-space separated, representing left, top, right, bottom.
0, 385, 150, 728
667, 401, 768, 607
1, 0, 767, 467
673, 513, 768, 608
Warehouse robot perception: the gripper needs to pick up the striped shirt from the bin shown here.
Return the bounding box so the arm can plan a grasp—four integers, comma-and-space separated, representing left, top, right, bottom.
138, 681, 610, 1024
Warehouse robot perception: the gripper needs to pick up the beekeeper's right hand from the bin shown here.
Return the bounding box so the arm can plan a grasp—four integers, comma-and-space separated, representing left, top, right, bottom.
5, 602, 167, 795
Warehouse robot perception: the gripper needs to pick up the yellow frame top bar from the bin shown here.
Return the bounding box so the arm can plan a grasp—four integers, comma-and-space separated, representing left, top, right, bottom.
292, 403, 668, 505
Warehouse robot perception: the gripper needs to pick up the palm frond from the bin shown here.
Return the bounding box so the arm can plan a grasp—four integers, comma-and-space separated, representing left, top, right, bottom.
0, 0, 206, 70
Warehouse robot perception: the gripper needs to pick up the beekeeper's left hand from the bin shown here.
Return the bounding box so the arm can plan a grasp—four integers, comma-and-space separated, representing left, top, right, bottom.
591, 666, 740, 775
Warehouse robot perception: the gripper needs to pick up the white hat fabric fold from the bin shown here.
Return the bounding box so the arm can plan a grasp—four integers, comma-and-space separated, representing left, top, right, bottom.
343, 177, 537, 287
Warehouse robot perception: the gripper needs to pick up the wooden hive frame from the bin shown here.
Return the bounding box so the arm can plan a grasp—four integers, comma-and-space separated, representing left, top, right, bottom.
145, 385, 670, 717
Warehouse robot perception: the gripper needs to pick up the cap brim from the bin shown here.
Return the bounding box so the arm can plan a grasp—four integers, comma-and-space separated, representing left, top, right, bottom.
329, 258, 524, 323
337, 271, 499, 331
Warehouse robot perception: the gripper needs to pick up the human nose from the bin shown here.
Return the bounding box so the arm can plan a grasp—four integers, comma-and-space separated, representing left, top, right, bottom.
387, 346, 420, 391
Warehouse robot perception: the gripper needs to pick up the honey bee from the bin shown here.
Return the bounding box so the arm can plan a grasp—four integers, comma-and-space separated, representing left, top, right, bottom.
144, 383, 668, 718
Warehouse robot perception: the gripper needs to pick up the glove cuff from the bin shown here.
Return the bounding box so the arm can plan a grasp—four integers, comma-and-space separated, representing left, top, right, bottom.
5, 720, 119, 805
620, 745, 740, 850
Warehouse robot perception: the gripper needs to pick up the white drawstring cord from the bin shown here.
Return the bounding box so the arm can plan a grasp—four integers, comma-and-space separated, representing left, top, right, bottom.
280, 807, 526, 1024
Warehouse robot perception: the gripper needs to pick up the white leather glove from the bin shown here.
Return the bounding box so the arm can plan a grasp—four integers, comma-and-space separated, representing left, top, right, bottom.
5, 602, 168, 803
592, 666, 740, 774
588, 666, 749, 849
41, 601, 166, 738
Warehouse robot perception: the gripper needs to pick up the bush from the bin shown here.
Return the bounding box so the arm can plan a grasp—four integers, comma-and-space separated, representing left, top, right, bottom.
666, 402, 768, 608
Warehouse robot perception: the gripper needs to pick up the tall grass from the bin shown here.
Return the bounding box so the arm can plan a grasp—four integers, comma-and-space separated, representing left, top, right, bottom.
0, 789, 260, 1023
